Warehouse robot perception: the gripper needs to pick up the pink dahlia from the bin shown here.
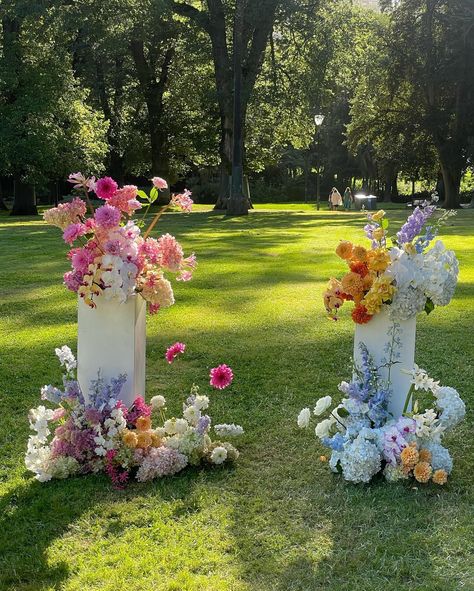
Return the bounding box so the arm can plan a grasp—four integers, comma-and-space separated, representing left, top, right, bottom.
70, 247, 94, 273
165, 342, 186, 364
63, 222, 86, 245
95, 176, 118, 200
210, 364, 234, 390
94, 204, 121, 228
151, 176, 168, 190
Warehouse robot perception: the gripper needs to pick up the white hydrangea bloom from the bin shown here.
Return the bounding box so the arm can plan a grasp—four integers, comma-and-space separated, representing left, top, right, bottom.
214, 424, 244, 437
175, 418, 188, 435
435, 387, 465, 430
340, 436, 381, 483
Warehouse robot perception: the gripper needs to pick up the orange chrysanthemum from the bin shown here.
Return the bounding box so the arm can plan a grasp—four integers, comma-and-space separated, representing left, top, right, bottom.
352, 245, 368, 262
419, 449, 432, 463
136, 431, 153, 449
136, 416, 152, 431
351, 304, 373, 324
350, 261, 369, 278
122, 430, 138, 449
401, 446, 419, 469
413, 461, 433, 483
432, 469, 448, 485
336, 240, 354, 260
341, 272, 364, 297
362, 273, 374, 291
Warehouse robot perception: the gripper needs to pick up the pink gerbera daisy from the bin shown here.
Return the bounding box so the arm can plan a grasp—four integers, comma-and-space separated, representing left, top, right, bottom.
165, 342, 186, 363
210, 364, 234, 390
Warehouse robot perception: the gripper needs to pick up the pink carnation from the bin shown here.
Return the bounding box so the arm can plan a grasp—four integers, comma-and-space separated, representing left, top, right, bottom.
151, 177, 168, 190
63, 222, 86, 245
210, 364, 234, 390
127, 396, 152, 425
165, 342, 186, 363
94, 204, 121, 228
95, 176, 118, 200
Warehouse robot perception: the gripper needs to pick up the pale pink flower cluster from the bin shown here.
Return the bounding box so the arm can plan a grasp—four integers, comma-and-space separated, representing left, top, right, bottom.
43, 197, 86, 230
135, 447, 188, 482
171, 190, 193, 213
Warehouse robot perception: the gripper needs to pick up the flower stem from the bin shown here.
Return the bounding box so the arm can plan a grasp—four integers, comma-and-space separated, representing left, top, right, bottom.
143, 203, 171, 239
402, 384, 414, 415
82, 187, 95, 216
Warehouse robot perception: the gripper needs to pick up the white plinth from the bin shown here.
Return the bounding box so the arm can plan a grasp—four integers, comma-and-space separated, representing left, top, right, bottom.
77, 295, 146, 407
353, 307, 416, 418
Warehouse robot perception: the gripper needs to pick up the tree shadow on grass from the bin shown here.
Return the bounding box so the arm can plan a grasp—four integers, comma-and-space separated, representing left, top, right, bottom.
0, 464, 229, 591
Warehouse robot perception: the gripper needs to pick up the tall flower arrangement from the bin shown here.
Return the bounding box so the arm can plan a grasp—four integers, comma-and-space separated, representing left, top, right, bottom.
323, 196, 458, 323
26, 345, 243, 486
43, 173, 196, 314
297, 348, 465, 485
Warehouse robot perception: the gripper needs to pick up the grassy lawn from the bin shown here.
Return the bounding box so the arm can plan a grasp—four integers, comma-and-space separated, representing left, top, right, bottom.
0, 205, 473, 591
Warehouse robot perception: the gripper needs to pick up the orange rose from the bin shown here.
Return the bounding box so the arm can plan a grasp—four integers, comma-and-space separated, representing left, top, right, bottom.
352, 245, 368, 262
136, 431, 153, 449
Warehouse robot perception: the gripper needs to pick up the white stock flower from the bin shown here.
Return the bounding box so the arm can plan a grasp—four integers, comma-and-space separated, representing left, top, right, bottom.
313, 396, 332, 416
150, 395, 166, 410
297, 408, 311, 429
175, 418, 188, 434
54, 345, 76, 372
210, 446, 228, 464
183, 405, 201, 426
164, 419, 178, 435
193, 395, 209, 411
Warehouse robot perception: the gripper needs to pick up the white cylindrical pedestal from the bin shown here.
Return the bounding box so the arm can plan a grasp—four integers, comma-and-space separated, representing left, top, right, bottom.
353, 307, 416, 418
77, 295, 146, 407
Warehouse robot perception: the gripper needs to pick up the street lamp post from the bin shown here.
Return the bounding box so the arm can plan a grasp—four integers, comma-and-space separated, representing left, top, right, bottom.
314, 114, 325, 211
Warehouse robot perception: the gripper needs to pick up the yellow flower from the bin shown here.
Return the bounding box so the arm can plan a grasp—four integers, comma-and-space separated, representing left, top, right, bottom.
361, 274, 395, 314
336, 241, 354, 260
371, 209, 386, 222
122, 430, 138, 449
150, 432, 162, 448
136, 431, 153, 449
401, 446, 419, 469
367, 248, 391, 273
413, 461, 433, 483
432, 469, 448, 485
418, 449, 432, 463
372, 227, 385, 242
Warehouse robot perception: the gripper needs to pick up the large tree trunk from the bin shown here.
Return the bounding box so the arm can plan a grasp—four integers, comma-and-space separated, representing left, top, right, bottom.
130, 41, 174, 178
11, 179, 37, 216
436, 143, 461, 208
214, 112, 233, 209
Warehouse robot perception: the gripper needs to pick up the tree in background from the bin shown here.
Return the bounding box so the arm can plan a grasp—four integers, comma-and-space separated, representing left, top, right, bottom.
0, 1, 108, 215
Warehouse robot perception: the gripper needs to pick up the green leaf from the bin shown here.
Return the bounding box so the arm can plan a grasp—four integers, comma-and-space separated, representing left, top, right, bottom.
381, 218, 389, 229
336, 407, 349, 418
149, 186, 158, 203
137, 189, 150, 202
424, 298, 435, 315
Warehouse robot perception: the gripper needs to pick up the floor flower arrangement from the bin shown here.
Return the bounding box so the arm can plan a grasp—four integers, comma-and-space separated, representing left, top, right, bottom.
298, 349, 465, 485
44, 173, 195, 313
323, 195, 458, 323
26, 345, 242, 486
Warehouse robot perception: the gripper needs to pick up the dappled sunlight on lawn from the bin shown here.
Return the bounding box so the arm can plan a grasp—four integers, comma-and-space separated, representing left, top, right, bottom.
0, 207, 473, 590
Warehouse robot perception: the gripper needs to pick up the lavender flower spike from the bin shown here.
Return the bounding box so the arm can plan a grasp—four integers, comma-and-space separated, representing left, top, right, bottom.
396, 205, 436, 246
